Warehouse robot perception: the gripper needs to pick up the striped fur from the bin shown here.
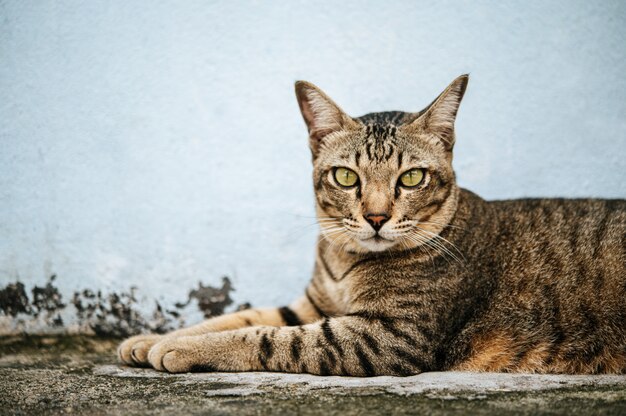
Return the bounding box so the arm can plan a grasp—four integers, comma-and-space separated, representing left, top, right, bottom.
118, 75, 626, 375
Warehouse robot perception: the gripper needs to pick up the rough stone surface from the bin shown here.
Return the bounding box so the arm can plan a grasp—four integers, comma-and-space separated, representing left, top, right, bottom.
1, 336, 625, 415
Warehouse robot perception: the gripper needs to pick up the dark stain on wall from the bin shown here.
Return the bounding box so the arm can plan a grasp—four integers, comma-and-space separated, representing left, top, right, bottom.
176, 277, 237, 319
0, 281, 31, 317
0, 275, 250, 336
70, 287, 170, 337
0, 275, 65, 327
31, 275, 65, 326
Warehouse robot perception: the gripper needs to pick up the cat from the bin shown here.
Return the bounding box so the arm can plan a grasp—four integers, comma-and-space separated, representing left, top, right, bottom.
118, 75, 626, 375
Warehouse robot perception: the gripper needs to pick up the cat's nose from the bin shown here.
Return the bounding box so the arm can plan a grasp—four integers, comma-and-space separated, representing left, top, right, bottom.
365, 213, 390, 232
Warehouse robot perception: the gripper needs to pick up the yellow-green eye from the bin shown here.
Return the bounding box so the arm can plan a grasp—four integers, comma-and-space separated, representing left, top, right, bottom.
334, 167, 359, 187
399, 169, 425, 187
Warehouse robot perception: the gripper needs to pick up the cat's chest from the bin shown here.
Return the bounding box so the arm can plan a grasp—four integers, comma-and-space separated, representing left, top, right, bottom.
314, 250, 366, 312
316, 248, 360, 285
315, 249, 419, 310
316, 245, 460, 311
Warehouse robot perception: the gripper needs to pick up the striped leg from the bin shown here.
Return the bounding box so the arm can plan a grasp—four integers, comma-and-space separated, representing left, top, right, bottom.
147, 314, 428, 376
118, 296, 322, 366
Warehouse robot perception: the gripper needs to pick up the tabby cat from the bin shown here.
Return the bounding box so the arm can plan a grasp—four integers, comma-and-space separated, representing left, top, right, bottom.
118, 75, 626, 375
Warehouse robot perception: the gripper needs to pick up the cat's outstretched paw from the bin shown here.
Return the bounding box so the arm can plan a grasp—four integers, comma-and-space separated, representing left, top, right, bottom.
117, 334, 164, 366
147, 336, 209, 373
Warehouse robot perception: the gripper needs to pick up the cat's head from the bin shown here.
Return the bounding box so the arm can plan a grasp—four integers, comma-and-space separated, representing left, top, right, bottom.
295, 75, 468, 253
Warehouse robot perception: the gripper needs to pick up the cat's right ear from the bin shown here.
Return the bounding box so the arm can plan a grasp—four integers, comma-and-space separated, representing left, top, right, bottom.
295, 81, 356, 157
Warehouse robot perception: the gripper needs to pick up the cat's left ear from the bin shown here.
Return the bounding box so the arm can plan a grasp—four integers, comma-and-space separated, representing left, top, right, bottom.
412, 74, 469, 151
295, 81, 358, 157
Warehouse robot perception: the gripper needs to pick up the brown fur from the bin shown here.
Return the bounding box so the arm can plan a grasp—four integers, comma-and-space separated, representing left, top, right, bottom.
118, 75, 625, 376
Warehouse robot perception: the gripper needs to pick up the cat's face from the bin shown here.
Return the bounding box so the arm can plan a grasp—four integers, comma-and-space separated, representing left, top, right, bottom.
296, 75, 468, 253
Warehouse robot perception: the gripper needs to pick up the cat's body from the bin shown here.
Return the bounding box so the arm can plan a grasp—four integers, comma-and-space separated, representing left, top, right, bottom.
118, 76, 625, 375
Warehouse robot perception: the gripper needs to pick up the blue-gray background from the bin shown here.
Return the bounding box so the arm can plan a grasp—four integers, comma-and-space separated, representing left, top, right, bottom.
1, 1, 625, 329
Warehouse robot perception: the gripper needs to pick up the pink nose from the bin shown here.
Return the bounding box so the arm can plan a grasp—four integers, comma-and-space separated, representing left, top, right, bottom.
365, 213, 389, 231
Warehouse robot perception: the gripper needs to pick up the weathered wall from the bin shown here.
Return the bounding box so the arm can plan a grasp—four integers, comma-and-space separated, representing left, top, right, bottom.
1, 0, 625, 334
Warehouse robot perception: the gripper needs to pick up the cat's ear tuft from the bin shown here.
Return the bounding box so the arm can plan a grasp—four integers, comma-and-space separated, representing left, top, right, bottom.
415, 74, 469, 150
295, 81, 355, 157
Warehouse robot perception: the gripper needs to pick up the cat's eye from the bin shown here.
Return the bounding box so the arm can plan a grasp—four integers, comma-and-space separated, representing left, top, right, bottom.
334, 167, 359, 187
399, 169, 425, 187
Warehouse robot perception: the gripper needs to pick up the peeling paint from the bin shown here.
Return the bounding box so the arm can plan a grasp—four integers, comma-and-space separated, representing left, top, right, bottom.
0, 275, 65, 327
177, 277, 236, 319
31, 275, 65, 327
70, 287, 177, 337
0, 282, 30, 317
0, 275, 250, 336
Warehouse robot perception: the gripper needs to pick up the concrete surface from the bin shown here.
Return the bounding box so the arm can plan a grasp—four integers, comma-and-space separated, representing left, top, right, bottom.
2, 1, 626, 335
1, 336, 625, 415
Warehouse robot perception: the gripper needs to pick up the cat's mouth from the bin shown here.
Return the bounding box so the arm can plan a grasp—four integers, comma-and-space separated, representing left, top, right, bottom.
357, 234, 397, 252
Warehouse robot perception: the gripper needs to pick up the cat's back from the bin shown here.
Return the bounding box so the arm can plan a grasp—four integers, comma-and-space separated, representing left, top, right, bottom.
453, 192, 626, 373
485, 196, 625, 278
490, 196, 626, 235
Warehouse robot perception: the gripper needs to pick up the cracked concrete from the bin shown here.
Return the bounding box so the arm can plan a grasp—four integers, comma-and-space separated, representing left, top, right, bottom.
1, 335, 625, 415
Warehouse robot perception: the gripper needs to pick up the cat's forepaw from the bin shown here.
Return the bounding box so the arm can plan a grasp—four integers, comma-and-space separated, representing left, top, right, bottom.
147, 336, 210, 373
117, 334, 164, 366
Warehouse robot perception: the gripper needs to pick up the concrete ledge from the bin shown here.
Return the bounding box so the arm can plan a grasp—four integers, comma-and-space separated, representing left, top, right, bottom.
1, 336, 625, 415
95, 365, 626, 397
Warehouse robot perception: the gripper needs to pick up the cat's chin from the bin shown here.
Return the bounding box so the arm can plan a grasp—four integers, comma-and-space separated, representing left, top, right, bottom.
356, 236, 397, 252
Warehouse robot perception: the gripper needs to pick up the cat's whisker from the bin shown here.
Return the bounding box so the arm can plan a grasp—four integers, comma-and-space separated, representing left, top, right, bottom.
412, 229, 463, 265
415, 233, 458, 265
320, 226, 347, 236
318, 221, 342, 228
317, 221, 341, 226
407, 230, 452, 266
403, 226, 453, 261
280, 218, 340, 244
325, 231, 350, 252
284, 221, 331, 236
277, 214, 345, 236
319, 231, 343, 249
403, 232, 436, 267
320, 223, 343, 229
337, 235, 353, 253
414, 226, 466, 262
414, 220, 465, 231
320, 227, 346, 235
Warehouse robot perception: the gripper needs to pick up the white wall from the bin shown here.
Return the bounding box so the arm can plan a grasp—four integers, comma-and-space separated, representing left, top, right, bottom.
1, 0, 625, 332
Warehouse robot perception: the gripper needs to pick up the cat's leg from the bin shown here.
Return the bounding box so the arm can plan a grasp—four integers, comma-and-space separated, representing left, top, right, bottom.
147, 314, 427, 376
117, 296, 322, 366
